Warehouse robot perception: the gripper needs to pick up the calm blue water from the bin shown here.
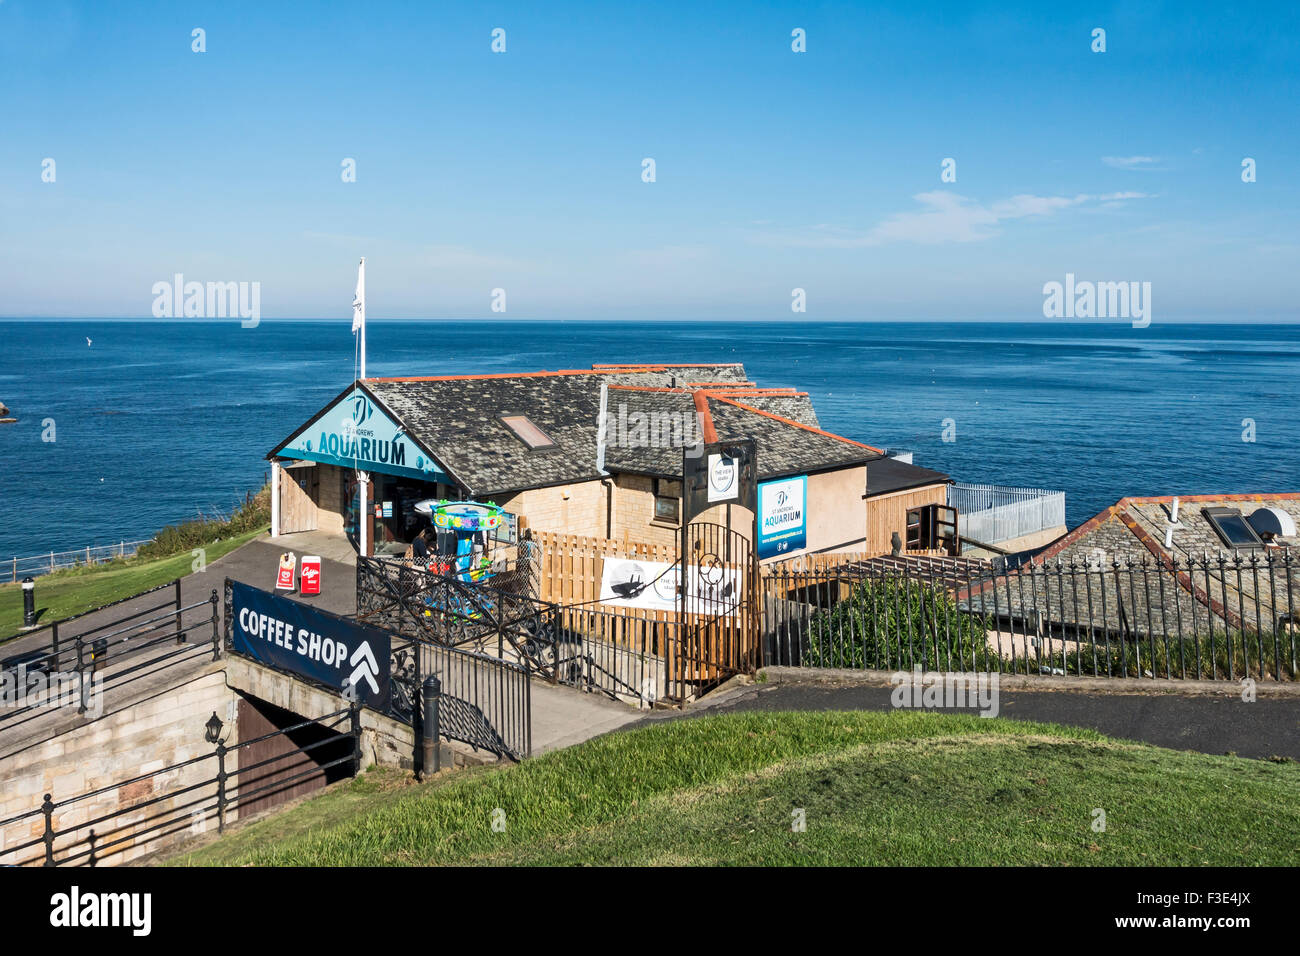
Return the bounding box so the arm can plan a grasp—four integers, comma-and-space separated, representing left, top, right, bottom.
1, 320, 1297, 559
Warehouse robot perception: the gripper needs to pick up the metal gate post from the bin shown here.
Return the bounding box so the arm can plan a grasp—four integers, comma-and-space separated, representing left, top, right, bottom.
349, 700, 363, 776
75, 636, 87, 715
174, 578, 185, 645
41, 794, 55, 866
209, 589, 221, 660
215, 743, 228, 833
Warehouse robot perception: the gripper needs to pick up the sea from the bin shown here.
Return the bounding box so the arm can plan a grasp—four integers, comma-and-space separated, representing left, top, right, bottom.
1, 319, 1297, 561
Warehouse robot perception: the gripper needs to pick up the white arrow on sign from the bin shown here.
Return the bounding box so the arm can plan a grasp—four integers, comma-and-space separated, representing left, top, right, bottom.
348, 641, 380, 695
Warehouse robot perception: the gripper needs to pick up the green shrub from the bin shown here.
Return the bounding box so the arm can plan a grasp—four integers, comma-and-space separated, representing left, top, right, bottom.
1055, 629, 1297, 681
804, 576, 995, 671
135, 485, 270, 560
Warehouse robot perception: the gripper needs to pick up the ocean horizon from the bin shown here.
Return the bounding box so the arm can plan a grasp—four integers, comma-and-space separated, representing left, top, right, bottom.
1, 318, 1297, 560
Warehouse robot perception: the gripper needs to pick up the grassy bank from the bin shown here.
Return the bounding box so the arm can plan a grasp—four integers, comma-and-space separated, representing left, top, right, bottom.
0, 526, 265, 639
171, 711, 1300, 867
0, 486, 270, 639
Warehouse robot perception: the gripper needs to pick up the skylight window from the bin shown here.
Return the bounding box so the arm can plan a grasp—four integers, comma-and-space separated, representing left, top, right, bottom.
500, 414, 556, 450
1203, 507, 1265, 550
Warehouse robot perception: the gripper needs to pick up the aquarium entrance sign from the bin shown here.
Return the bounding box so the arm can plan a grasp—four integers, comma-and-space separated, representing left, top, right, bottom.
276, 386, 450, 483
758, 476, 807, 559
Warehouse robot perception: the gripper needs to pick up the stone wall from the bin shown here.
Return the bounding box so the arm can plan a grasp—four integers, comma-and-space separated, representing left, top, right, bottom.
0, 667, 239, 867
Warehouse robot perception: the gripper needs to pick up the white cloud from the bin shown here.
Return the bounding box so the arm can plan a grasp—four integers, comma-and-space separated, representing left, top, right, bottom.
1102, 155, 1162, 169
747, 190, 1150, 248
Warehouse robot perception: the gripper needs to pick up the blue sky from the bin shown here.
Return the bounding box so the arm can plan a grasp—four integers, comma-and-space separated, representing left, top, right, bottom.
1, 0, 1296, 320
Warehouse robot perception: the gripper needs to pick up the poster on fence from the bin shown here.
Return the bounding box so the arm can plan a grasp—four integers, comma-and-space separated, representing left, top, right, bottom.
598, 557, 741, 617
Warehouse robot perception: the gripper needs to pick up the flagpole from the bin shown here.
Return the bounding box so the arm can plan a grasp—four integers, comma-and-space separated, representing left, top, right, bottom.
358, 257, 366, 380
352, 256, 369, 558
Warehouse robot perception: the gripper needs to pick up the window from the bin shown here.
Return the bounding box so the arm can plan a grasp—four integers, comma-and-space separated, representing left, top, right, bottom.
653, 478, 680, 524
905, 508, 924, 550
499, 414, 556, 450
1203, 507, 1264, 550
653, 495, 680, 524
905, 504, 959, 553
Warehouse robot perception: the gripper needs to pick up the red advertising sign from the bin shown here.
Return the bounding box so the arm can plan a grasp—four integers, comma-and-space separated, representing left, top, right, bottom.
300, 555, 321, 595
275, 552, 296, 590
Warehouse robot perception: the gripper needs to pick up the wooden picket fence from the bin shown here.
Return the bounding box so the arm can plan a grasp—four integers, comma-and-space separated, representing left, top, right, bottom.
529, 530, 676, 610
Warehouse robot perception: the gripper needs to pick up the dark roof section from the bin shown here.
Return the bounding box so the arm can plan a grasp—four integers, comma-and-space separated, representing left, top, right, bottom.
602, 388, 701, 477
705, 396, 877, 480
865, 457, 952, 497
721, 393, 820, 428
347, 363, 889, 496
1028, 493, 1300, 567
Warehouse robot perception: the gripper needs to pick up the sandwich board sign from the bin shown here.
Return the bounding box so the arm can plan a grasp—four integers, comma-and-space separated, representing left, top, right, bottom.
228, 579, 390, 710
275, 552, 296, 590
300, 556, 321, 595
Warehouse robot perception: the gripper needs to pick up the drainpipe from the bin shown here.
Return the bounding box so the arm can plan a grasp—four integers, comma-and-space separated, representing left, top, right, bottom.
596, 382, 613, 539
595, 382, 610, 475
603, 478, 615, 540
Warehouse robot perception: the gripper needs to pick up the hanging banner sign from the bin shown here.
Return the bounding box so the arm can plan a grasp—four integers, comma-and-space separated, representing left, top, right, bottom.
228, 579, 390, 709
682, 439, 756, 524
758, 476, 807, 558
276, 386, 452, 484
275, 552, 297, 590
706, 453, 739, 503
598, 557, 741, 617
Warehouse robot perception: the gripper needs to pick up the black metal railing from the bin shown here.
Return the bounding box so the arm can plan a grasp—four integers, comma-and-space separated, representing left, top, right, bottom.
360, 554, 684, 707
394, 637, 531, 760
762, 551, 1299, 681
0, 704, 361, 867
1, 581, 221, 735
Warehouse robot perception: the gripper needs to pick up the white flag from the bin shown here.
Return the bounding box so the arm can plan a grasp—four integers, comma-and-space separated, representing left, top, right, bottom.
351, 258, 365, 333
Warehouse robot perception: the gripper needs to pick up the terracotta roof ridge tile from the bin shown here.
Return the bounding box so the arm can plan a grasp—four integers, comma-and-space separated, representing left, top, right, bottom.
693, 391, 718, 443
708, 395, 882, 452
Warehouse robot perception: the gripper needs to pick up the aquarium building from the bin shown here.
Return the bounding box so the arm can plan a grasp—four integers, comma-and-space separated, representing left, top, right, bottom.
266, 363, 954, 561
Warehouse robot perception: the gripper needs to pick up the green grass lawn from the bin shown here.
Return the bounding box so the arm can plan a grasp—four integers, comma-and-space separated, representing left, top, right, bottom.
170, 710, 1300, 867
0, 527, 267, 640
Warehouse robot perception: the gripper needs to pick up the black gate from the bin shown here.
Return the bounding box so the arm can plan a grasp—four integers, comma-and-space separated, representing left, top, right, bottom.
356, 555, 681, 704
678, 520, 760, 690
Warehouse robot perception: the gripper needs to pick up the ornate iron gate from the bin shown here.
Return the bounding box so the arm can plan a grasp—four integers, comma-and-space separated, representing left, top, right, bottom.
678, 520, 760, 690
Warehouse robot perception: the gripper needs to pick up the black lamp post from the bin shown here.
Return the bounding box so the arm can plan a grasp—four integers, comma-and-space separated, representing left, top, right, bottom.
204, 711, 225, 744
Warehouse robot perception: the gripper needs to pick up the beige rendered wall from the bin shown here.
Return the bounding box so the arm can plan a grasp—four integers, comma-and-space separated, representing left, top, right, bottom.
803, 466, 868, 555
498, 480, 609, 540
503, 467, 876, 558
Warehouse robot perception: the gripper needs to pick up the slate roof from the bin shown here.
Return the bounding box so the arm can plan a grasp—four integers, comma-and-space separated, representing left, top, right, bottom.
704, 395, 877, 480
1033, 493, 1300, 566
349, 363, 888, 496
960, 493, 1300, 635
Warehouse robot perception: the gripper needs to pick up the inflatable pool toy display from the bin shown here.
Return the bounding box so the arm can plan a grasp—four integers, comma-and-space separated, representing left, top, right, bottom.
412, 500, 508, 584
420, 500, 506, 533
